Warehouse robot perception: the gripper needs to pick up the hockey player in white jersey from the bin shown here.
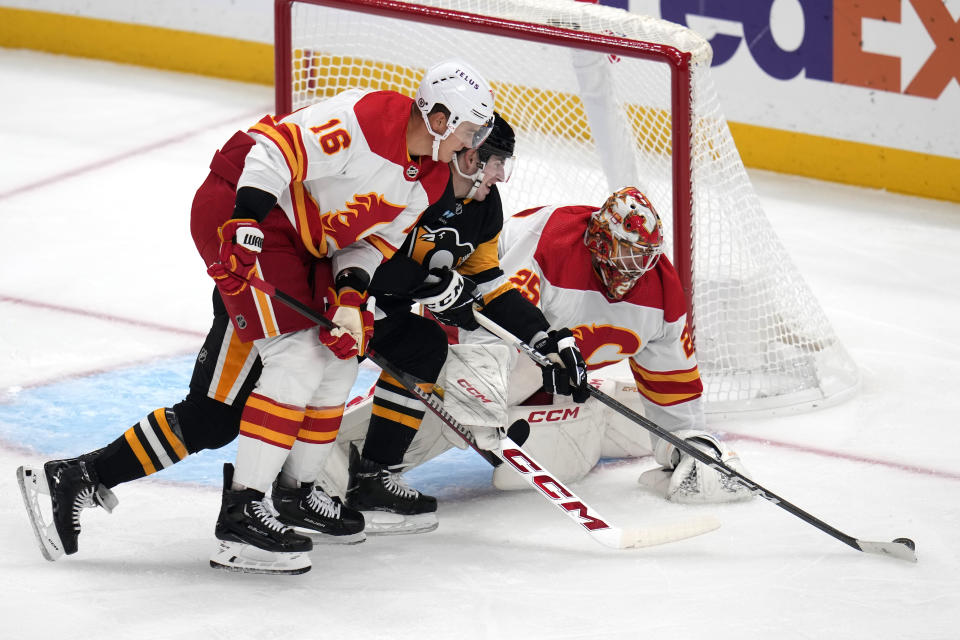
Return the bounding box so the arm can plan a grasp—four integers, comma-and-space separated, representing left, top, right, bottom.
16, 59, 498, 574
328, 187, 753, 505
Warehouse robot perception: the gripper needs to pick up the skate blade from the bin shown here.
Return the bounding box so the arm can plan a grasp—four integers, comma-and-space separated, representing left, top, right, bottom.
15, 466, 65, 561
299, 529, 366, 545
362, 511, 438, 536
209, 540, 311, 575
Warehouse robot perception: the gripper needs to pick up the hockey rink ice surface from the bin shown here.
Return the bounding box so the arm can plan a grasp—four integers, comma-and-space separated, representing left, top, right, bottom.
2, 50, 959, 640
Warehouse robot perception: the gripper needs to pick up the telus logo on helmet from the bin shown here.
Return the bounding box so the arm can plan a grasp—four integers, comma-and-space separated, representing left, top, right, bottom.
454, 68, 480, 90
501, 448, 610, 531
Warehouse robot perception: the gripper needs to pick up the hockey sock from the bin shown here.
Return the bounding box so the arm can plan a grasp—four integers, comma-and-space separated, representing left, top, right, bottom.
279, 404, 344, 487
93, 408, 189, 488
362, 372, 431, 466
233, 393, 305, 492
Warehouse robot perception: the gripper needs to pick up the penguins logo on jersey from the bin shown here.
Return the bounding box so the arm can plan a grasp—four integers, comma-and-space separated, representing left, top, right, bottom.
414, 224, 475, 270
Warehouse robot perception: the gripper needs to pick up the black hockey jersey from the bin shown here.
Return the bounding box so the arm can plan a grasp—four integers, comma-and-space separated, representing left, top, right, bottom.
369, 183, 548, 343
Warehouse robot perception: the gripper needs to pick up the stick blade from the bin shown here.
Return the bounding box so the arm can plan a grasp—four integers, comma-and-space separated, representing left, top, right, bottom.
856, 539, 918, 563
593, 515, 721, 550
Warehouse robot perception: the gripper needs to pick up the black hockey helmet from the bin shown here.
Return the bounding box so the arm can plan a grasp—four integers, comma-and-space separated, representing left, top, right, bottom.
478, 111, 515, 162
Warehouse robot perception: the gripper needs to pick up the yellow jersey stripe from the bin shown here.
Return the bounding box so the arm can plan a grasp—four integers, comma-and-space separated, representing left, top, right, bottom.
239, 421, 298, 447
152, 409, 188, 461
371, 404, 424, 430
124, 428, 156, 475
629, 359, 701, 383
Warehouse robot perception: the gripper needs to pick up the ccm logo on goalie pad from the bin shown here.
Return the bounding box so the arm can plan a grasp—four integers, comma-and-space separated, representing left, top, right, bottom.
501, 448, 610, 532
456, 378, 493, 403
527, 407, 580, 423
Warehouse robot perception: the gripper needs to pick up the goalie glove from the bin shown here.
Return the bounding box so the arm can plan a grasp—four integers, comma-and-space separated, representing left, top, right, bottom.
207, 218, 264, 296
533, 328, 589, 403
638, 429, 755, 504
413, 267, 482, 330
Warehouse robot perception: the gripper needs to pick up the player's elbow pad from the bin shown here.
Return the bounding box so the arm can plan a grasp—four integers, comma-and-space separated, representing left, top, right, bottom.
232, 186, 277, 223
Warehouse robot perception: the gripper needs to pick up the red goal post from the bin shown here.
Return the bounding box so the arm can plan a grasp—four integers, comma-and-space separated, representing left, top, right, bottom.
275, 0, 695, 313
272, 0, 859, 414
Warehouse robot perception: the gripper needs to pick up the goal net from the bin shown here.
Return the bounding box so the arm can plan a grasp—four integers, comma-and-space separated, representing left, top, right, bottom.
274, 0, 860, 414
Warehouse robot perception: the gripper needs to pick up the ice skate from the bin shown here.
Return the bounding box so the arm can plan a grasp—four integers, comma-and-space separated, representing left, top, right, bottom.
271, 480, 366, 545
345, 443, 438, 535
210, 464, 312, 575
16, 453, 118, 561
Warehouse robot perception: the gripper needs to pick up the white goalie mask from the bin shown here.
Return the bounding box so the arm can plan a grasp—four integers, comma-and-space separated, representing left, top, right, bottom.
584, 187, 665, 300
415, 59, 495, 161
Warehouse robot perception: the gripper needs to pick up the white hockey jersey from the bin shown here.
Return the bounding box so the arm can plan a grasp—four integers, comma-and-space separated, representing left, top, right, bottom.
498, 204, 705, 430
237, 89, 450, 276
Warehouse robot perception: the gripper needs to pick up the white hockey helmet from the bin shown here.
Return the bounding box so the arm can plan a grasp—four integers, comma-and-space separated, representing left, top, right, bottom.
584, 187, 664, 300
415, 59, 495, 161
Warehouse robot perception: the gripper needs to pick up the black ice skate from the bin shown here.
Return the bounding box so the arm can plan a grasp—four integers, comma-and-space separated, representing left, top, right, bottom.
16, 452, 118, 561
345, 443, 438, 535
210, 463, 312, 575
271, 480, 366, 545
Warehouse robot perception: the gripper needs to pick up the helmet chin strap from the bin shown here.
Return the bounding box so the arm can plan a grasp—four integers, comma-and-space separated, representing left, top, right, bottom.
464, 180, 481, 200
452, 150, 483, 199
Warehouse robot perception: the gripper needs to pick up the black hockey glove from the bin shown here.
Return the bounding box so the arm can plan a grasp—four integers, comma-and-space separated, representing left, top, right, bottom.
533, 328, 590, 403
413, 267, 482, 330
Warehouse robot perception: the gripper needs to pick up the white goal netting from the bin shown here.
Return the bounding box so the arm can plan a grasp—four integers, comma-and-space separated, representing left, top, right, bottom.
277, 0, 860, 414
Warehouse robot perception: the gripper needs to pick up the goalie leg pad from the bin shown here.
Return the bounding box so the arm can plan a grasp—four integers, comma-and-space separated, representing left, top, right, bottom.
639, 430, 754, 504
600, 376, 656, 458
442, 343, 512, 429
492, 401, 603, 490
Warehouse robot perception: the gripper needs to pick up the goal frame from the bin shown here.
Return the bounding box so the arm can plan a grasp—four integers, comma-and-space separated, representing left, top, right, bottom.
273, 0, 698, 330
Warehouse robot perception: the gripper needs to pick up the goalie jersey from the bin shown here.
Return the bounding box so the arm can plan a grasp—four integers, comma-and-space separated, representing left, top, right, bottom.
499, 204, 705, 427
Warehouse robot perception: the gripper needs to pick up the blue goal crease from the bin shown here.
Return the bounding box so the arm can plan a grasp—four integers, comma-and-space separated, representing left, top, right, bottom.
0, 354, 491, 494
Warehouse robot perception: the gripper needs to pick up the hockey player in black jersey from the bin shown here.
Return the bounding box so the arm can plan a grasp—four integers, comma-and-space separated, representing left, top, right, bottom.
343, 112, 588, 533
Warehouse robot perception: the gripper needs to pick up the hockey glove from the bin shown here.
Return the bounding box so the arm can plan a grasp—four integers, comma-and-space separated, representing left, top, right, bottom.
414, 268, 482, 330
317, 287, 374, 359
206, 218, 264, 296
638, 430, 754, 504
533, 328, 590, 403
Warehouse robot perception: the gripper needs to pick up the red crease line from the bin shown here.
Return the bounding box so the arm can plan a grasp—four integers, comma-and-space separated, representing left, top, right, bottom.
1, 295, 206, 339
0, 106, 271, 201
725, 432, 960, 481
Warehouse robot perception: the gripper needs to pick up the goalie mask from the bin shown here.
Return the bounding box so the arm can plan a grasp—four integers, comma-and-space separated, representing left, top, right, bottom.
415, 59, 495, 161
453, 111, 516, 199
584, 187, 664, 300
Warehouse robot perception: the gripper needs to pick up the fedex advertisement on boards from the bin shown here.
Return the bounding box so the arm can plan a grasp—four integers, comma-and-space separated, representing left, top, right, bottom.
605, 0, 959, 159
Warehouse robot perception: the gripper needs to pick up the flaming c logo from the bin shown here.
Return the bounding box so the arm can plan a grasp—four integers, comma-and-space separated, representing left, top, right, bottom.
319, 193, 405, 247
571, 324, 641, 368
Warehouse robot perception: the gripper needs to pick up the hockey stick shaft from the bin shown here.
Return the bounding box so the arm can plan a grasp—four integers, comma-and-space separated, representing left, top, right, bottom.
473, 311, 917, 562
241, 274, 718, 549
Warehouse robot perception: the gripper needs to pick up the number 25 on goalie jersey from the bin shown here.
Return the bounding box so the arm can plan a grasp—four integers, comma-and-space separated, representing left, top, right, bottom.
499, 204, 704, 414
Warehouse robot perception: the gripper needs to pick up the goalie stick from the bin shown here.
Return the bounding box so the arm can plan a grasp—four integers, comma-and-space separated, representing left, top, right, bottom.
472, 310, 918, 563
242, 273, 720, 550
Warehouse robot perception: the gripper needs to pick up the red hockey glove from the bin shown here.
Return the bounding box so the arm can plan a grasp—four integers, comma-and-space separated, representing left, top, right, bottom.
318, 288, 374, 359
534, 328, 590, 403
206, 218, 264, 296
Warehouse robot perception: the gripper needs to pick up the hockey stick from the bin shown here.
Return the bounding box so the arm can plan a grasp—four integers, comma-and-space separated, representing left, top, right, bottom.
241, 273, 720, 549
472, 311, 919, 563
